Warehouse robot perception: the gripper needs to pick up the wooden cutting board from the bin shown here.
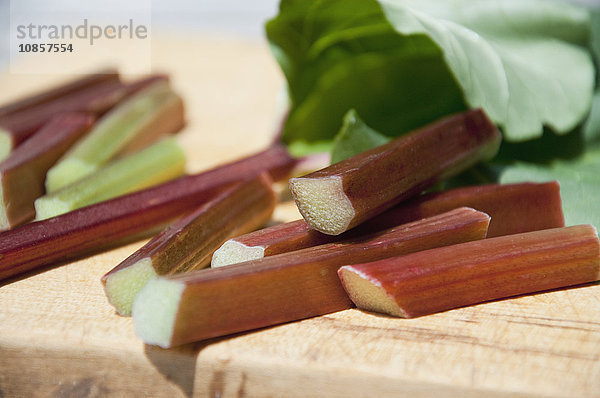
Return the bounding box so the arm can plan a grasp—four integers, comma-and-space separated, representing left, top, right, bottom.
0, 35, 599, 398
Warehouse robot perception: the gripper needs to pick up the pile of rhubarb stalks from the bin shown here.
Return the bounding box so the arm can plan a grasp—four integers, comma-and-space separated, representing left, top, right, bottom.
0, 69, 192, 278
1, 71, 598, 350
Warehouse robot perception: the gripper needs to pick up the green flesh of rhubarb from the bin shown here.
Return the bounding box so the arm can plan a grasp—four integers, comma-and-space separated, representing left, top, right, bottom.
0, 129, 12, 162
104, 258, 158, 316
35, 137, 185, 220
133, 277, 185, 348
45, 81, 182, 192
103, 174, 277, 316
0, 184, 8, 228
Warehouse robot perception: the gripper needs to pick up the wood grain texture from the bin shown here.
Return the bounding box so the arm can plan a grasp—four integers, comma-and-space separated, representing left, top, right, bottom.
0, 35, 599, 398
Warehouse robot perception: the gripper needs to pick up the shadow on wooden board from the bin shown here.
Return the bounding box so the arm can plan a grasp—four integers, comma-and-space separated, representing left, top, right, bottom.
142, 327, 275, 397
144, 343, 199, 397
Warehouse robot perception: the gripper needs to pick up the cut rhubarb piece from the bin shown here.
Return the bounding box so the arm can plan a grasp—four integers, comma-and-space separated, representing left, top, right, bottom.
211, 219, 323, 267
0, 75, 136, 162
0, 113, 94, 230
0, 74, 167, 162
212, 181, 562, 267
112, 75, 174, 156
0, 80, 122, 161
289, 109, 501, 235
34, 137, 186, 220
132, 207, 490, 347
338, 225, 600, 318
0, 144, 295, 282
102, 173, 276, 316
357, 181, 564, 238
45, 79, 184, 192
0, 68, 119, 118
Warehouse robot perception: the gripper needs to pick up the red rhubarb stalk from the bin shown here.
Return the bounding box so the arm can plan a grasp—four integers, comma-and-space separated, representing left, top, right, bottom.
132, 207, 490, 348
102, 173, 277, 316
0, 74, 168, 161
338, 225, 600, 318
0, 113, 94, 230
0, 68, 119, 118
289, 109, 501, 235
212, 181, 563, 267
0, 145, 295, 282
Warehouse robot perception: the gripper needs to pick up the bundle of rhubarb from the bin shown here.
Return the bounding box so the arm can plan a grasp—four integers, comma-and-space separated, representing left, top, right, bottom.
0, 69, 298, 281
114, 109, 599, 349
0, 68, 194, 280
2, 0, 598, 353
115, 0, 600, 348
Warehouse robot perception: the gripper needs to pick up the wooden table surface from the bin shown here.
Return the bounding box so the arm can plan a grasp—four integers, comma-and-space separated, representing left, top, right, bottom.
0, 35, 599, 398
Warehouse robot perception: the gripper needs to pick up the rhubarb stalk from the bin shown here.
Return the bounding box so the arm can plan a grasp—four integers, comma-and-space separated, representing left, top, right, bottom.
289, 109, 501, 235
338, 225, 600, 318
0, 113, 94, 230
212, 181, 563, 267
0, 76, 129, 161
357, 181, 564, 238
0, 145, 295, 282
132, 207, 490, 348
102, 173, 277, 316
45, 80, 184, 192
0, 68, 119, 118
34, 137, 186, 220
0, 74, 168, 162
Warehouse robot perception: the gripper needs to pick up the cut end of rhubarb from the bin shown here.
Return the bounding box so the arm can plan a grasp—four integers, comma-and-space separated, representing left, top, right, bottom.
0, 129, 12, 162
338, 266, 407, 318
132, 277, 185, 348
34, 196, 71, 221
289, 175, 355, 235
45, 157, 95, 193
104, 258, 158, 316
211, 239, 266, 267
0, 180, 7, 230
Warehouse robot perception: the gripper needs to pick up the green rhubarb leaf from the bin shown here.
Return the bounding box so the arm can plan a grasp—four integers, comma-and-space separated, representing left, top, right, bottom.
266, 0, 466, 155
380, 0, 595, 141
500, 64, 600, 231
584, 91, 600, 144
266, 0, 596, 152
583, 8, 600, 143
331, 109, 391, 163
287, 140, 335, 158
